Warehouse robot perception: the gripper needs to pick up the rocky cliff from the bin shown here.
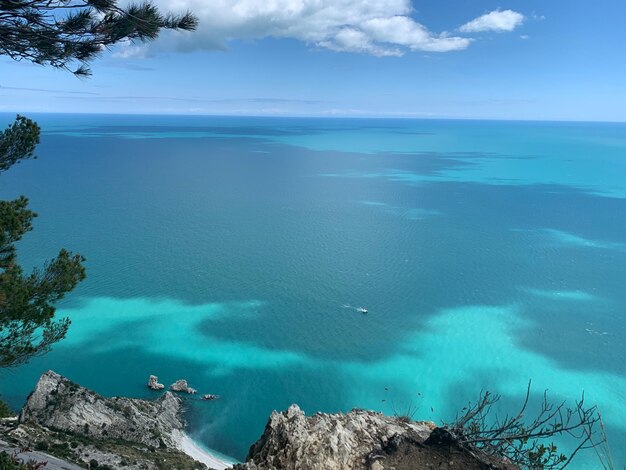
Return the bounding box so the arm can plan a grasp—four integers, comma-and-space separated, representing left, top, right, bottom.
4, 371, 208, 469
235, 405, 516, 470
3, 372, 517, 470
19, 370, 184, 449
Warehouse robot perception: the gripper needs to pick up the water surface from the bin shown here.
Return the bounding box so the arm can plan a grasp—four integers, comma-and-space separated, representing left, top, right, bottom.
1, 114, 625, 467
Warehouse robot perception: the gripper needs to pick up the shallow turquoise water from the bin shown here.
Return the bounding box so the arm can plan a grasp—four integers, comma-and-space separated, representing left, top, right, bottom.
1, 114, 625, 467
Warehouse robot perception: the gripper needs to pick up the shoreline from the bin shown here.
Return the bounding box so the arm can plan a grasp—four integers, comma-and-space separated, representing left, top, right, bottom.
173, 430, 236, 470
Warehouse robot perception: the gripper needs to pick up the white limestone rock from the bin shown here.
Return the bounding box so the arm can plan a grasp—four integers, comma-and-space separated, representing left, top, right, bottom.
148, 375, 165, 390
237, 404, 434, 470
170, 379, 197, 394
18, 370, 185, 448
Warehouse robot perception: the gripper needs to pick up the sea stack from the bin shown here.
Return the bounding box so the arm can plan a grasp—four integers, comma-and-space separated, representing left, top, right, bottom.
170, 379, 197, 394
148, 375, 165, 390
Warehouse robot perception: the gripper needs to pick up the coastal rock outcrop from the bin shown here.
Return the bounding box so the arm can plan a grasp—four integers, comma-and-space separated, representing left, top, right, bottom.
235, 404, 516, 470
148, 374, 165, 390
7, 371, 212, 469
5, 372, 517, 470
19, 370, 183, 449
170, 379, 197, 394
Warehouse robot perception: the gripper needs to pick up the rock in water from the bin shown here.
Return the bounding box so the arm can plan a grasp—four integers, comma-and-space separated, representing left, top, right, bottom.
201, 394, 220, 401
18, 370, 184, 448
170, 379, 197, 394
148, 374, 165, 390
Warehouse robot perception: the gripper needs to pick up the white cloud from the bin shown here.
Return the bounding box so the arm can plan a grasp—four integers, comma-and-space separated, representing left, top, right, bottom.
112, 43, 150, 59
459, 9, 525, 33
148, 0, 470, 56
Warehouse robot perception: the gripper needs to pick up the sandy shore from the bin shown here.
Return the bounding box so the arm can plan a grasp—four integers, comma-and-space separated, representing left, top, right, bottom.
173, 430, 235, 469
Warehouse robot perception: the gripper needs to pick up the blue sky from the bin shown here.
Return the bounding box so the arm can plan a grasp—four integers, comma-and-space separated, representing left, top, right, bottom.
1, 0, 625, 121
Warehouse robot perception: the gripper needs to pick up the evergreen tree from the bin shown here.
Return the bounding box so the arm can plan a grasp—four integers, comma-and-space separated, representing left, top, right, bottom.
0, 2, 198, 368
0, 116, 86, 368
1, 0, 197, 76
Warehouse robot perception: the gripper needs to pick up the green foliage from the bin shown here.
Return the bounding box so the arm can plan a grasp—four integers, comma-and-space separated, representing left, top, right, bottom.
0, 196, 36, 269
0, 0, 197, 385
528, 443, 568, 468
0, 452, 25, 470
0, 118, 86, 368
34, 441, 49, 452
0, 451, 48, 469
0, 396, 13, 417
0, 0, 198, 76
0, 116, 40, 172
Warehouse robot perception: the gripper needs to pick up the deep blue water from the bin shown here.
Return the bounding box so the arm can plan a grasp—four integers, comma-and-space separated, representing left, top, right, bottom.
1, 114, 625, 467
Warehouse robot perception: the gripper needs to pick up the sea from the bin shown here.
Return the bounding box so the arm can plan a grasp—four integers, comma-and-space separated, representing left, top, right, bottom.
1, 113, 625, 468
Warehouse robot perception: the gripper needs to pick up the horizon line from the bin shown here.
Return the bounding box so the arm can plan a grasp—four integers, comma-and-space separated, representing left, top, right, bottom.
0, 110, 625, 125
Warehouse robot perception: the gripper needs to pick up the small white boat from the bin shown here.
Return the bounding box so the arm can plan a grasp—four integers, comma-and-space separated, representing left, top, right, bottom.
356, 307, 368, 314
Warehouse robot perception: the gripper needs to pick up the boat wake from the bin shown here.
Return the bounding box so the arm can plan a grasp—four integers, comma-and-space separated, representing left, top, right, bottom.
342, 304, 368, 313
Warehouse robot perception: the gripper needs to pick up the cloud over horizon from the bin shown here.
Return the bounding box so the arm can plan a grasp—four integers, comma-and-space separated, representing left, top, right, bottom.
149, 0, 471, 56
119, 2, 526, 58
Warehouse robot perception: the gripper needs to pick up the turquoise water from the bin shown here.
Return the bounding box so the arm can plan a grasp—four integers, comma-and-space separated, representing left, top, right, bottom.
1, 114, 625, 467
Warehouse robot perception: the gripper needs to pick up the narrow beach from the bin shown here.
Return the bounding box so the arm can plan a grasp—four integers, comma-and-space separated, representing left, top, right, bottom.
174, 430, 235, 470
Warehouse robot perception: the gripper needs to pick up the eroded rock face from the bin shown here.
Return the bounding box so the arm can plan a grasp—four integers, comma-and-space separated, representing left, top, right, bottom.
236, 405, 432, 470
19, 370, 184, 448
13, 373, 516, 470
236, 405, 516, 470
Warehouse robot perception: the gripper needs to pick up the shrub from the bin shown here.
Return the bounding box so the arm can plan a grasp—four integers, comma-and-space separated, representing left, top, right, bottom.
34, 441, 49, 452
0, 397, 13, 418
